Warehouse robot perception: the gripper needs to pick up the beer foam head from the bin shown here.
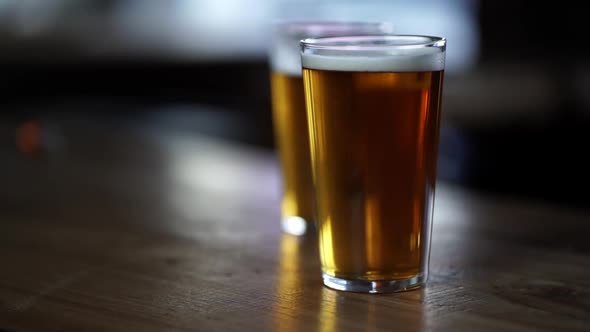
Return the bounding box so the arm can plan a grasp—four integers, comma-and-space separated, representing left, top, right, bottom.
269, 21, 393, 76
271, 34, 305, 76
301, 35, 446, 72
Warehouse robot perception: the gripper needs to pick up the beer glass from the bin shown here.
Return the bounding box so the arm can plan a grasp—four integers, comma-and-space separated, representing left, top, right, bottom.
269, 21, 392, 236
301, 35, 446, 292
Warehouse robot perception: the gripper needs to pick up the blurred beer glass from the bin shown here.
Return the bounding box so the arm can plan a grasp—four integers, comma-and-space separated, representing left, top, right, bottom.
269, 21, 392, 236
301, 35, 446, 292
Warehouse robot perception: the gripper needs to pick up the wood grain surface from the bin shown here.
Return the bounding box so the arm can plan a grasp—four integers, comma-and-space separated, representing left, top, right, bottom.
1, 113, 589, 332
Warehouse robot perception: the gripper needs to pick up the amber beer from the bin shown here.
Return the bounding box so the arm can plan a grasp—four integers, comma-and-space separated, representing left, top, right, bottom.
269, 22, 392, 235
302, 35, 446, 292
271, 72, 315, 234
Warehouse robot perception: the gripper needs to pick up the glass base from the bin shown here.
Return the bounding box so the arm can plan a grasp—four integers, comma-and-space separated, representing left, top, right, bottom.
281, 216, 310, 236
322, 273, 425, 294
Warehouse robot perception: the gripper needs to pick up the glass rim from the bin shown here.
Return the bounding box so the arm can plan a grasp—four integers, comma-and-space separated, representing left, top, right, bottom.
272, 20, 393, 35
301, 35, 446, 51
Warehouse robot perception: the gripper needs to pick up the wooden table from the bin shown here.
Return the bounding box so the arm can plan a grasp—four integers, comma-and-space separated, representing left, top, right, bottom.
1, 113, 589, 331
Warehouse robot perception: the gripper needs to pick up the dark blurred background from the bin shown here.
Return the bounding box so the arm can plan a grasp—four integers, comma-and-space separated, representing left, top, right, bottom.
1, 0, 588, 209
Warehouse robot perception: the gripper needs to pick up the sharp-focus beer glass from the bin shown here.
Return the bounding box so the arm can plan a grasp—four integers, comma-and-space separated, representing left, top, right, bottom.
301, 35, 446, 293
269, 22, 392, 236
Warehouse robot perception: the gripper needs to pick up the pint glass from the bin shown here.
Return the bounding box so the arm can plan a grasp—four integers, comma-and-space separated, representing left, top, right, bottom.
301, 35, 446, 292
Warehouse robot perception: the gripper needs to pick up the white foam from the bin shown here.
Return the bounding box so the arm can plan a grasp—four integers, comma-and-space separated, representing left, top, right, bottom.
302, 47, 445, 72
270, 37, 303, 76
